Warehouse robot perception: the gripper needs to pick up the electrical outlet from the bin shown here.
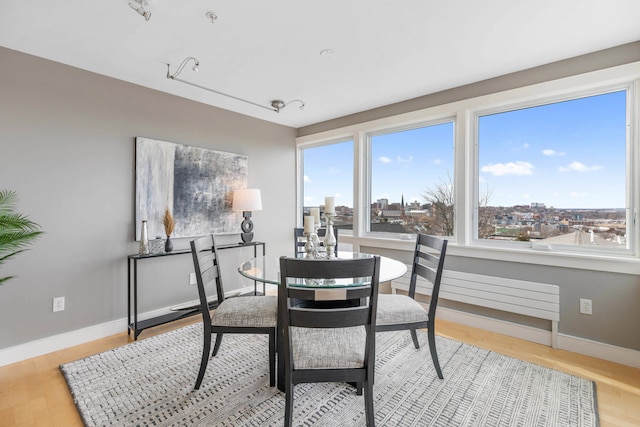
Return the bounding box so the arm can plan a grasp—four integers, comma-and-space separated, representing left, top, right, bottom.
189, 273, 197, 285
579, 298, 592, 315
53, 296, 65, 312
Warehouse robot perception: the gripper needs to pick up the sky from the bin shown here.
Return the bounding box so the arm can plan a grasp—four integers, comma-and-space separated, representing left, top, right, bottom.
303, 90, 627, 210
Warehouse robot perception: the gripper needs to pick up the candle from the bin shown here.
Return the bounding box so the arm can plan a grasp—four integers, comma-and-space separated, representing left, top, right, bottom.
309, 207, 320, 225
304, 216, 314, 233
324, 196, 335, 214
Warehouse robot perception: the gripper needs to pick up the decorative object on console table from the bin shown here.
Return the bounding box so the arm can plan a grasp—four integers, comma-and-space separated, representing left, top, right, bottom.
139, 220, 150, 255
233, 188, 262, 243
150, 236, 164, 254
163, 208, 175, 252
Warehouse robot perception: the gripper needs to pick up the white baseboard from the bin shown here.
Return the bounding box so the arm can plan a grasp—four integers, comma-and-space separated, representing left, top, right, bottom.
0, 318, 126, 367
437, 306, 640, 369
2, 299, 639, 369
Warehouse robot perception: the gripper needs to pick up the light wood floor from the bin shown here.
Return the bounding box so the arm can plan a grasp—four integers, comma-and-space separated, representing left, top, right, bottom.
1, 318, 639, 426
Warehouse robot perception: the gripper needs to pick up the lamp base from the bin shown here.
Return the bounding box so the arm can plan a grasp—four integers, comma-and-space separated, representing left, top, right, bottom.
240, 211, 254, 243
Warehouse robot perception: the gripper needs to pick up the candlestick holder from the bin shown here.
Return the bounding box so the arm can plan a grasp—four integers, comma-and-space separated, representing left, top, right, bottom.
323, 213, 337, 259
304, 231, 316, 259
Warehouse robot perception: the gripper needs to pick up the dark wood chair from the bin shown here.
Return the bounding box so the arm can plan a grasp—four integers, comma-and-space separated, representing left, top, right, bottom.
190, 234, 277, 390
293, 226, 339, 257
279, 256, 381, 427
376, 233, 448, 379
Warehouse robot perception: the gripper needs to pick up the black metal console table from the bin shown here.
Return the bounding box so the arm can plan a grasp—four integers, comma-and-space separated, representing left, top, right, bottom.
127, 241, 265, 340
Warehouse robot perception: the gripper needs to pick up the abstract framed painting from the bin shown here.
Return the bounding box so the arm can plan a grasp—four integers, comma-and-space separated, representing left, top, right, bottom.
135, 137, 247, 240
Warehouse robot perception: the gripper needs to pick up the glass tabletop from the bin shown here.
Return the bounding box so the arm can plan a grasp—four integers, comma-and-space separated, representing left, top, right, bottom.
238, 251, 407, 287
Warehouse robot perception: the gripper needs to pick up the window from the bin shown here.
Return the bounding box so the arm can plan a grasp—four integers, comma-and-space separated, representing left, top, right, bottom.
301, 139, 354, 230
476, 90, 629, 252
369, 121, 455, 236
296, 65, 639, 270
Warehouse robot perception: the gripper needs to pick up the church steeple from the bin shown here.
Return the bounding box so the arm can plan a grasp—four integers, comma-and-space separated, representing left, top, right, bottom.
401, 193, 405, 208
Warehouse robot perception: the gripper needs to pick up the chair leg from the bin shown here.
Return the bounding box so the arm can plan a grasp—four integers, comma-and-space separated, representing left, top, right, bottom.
194, 333, 212, 390
212, 333, 223, 357
410, 329, 420, 349
364, 380, 375, 427
268, 330, 276, 387
427, 328, 443, 379
284, 383, 294, 427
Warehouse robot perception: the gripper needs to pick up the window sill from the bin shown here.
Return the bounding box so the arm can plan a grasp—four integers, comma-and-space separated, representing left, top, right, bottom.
341, 234, 640, 275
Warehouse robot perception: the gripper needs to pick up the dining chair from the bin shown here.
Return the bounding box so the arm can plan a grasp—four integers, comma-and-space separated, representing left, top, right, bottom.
279, 256, 381, 427
376, 233, 448, 379
293, 226, 339, 257
190, 234, 277, 390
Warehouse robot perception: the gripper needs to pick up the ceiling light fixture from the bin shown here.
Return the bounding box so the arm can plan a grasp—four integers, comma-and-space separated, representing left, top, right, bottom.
205, 11, 217, 23
129, 0, 151, 21
270, 99, 306, 112
167, 57, 305, 114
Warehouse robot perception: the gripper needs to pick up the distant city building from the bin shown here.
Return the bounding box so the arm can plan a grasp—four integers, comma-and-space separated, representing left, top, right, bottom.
376, 198, 389, 209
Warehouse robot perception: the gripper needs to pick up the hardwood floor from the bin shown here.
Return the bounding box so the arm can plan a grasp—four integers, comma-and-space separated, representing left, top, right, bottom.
1, 318, 639, 426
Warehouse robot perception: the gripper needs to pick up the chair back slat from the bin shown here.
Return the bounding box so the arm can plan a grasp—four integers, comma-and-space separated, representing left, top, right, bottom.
288, 285, 371, 301
289, 306, 370, 328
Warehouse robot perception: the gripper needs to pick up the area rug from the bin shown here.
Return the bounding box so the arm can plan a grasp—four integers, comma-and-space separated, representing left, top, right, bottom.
60, 324, 598, 426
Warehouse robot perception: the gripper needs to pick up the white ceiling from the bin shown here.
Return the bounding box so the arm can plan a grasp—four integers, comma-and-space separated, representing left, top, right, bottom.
1, 1, 639, 128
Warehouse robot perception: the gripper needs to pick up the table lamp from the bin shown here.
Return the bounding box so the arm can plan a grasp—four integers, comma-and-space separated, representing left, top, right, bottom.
233, 188, 262, 243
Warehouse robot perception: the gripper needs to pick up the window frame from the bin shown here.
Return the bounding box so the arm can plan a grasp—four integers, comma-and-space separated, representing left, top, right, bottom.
364, 117, 457, 239
296, 136, 355, 235
468, 82, 636, 257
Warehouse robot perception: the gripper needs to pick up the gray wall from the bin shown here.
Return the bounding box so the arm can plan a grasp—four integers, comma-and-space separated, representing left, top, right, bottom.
0, 47, 296, 349
309, 42, 640, 352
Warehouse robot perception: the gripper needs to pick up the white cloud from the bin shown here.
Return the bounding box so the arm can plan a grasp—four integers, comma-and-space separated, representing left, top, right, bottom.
379, 156, 392, 163
433, 158, 442, 165
481, 161, 534, 176
542, 149, 565, 156
396, 155, 413, 163
304, 175, 310, 182
521, 193, 531, 200
558, 161, 602, 172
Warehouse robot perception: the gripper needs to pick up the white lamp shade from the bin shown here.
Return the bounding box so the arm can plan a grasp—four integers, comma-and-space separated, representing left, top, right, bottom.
233, 188, 262, 211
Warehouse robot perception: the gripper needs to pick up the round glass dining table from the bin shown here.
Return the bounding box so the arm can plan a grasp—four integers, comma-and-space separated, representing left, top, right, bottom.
238, 251, 408, 286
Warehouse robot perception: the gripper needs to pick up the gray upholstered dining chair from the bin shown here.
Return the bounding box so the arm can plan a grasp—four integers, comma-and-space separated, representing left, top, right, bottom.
190, 234, 277, 390
293, 226, 339, 257
376, 233, 448, 379
279, 256, 381, 427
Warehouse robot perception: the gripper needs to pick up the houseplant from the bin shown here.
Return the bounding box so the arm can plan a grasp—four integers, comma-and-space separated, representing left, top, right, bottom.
0, 190, 43, 284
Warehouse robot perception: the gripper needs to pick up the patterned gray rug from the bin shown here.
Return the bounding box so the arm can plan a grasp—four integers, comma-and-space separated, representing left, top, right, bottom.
60, 324, 599, 426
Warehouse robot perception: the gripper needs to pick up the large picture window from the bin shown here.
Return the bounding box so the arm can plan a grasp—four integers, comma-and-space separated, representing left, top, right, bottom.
476, 90, 628, 251
296, 66, 638, 269
369, 121, 455, 236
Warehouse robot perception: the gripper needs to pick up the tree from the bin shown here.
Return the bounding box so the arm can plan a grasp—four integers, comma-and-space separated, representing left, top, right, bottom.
0, 190, 43, 284
422, 175, 455, 236
423, 176, 493, 238
477, 184, 495, 239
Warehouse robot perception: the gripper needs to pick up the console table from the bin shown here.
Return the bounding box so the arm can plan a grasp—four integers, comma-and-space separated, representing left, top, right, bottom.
127, 241, 265, 340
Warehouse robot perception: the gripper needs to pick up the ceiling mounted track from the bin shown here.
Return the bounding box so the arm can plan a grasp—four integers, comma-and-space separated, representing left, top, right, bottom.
166, 57, 305, 114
